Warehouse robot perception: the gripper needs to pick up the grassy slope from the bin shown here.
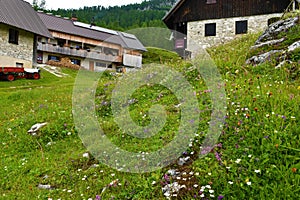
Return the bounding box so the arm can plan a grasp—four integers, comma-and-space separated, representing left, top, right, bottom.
0, 26, 299, 199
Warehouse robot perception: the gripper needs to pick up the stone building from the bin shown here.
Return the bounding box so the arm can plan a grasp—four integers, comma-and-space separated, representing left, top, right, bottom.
0, 0, 51, 68
163, 0, 292, 51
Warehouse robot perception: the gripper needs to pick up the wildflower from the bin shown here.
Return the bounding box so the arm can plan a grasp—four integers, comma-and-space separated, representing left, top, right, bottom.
200, 194, 205, 198
152, 181, 156, 185
248, 154, 252, 158
205, 185, 211, 189
246, 181, 251, 186
209, 190, 214, 193
292, 168, 297, 173
95, 195, 101, 200
215, 152, 222, 162
291, 116, 296, 119
210, 194, 215, 197
82, 153, 89, 158
218, 195, 224, 200
228, 181, 234, 184
235, 159, 241, 164
254, 169, 261, 173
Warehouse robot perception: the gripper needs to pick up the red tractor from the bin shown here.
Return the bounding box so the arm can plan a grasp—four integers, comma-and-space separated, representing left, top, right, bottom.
0, 67, 40, 81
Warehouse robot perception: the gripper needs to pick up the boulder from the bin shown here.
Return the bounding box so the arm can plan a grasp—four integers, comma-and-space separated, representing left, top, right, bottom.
255, 17, 298, 45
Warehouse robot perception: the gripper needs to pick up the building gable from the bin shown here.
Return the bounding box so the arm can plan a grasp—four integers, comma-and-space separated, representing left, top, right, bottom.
164, 0, 291, 29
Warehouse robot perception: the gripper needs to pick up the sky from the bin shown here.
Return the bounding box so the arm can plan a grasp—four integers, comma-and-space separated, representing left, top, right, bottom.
23, 0, 145, 10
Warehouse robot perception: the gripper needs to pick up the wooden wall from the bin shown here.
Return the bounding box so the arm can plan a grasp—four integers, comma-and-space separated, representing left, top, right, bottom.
164, 0, 291, 29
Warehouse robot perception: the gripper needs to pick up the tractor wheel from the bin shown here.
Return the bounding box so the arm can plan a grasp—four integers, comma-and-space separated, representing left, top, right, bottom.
33, 73, 40, 80
7, 74, 15, 81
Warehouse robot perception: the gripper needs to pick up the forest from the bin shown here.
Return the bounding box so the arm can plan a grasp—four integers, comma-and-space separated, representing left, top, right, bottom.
34, 0, 177, 31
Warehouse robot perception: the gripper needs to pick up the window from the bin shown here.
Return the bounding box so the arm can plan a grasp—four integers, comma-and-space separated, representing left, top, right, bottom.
95, 62, 107, 67
236, 20, 248, 34
9, 29, 19, 45
205, 23, 216, 36
206, 0, 217, 4
71, 59, 81, 65
16, 63, 23, 68
48, 55, 60, 62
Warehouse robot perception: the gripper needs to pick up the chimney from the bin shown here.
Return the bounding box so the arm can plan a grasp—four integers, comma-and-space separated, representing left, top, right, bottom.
71, 13, 77, 21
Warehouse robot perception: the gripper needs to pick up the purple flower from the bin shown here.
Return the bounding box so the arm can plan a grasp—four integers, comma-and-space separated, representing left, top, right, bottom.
218, 195, 224, 200
215, 152, 222, 162
95, 195, 101, 200
216, 143, 222, 148
163, 174, 170, 182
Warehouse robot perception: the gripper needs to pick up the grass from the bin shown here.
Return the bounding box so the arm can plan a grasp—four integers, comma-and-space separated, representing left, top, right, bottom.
1, 26, 300, 199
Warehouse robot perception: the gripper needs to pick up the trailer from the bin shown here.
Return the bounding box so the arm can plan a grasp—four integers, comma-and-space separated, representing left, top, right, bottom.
0, 67, 40, 81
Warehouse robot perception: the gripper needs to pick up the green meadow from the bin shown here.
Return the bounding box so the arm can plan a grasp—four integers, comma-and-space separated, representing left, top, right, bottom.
0, 28, 299, 199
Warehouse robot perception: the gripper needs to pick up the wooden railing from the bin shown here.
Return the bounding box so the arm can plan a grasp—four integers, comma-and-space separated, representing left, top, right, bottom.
37, 42, 122, 62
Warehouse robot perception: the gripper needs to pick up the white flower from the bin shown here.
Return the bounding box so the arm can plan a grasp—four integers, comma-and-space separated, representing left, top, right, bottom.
228, 181, 234, 184
248, 155, 252, 158
205, 185, 211, 189
67, 190, 72, 193
193, 184, 198, 188
246, 181, 251, 186
291, 116, 296, 119
209, 189, 214, 193
208, 172, 212, 176
200, 194, 205, 198
82, 153, 89, 158
210, 194, 215, 198
254, 169, 261, 173
235, 159, 241, 163
152, 181, 156, 185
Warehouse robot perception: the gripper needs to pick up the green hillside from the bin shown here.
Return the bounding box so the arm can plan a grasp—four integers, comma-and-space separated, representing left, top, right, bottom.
45, 0, 177, 31
1, 16, 299, 199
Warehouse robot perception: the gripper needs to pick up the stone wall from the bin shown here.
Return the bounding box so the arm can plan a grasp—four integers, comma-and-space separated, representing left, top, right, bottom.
0, 24, 34, 68
187, 13, 283, 49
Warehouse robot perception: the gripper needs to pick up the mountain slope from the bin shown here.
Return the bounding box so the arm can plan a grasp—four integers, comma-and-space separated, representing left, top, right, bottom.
49, 0, 177, 31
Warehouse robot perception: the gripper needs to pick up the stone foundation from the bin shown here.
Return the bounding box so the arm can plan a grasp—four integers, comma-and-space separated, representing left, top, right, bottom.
187, 13, 283, 49
0, 24, 34, 68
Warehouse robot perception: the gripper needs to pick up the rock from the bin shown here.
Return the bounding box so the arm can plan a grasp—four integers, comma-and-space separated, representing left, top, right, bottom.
27, 122, 48, 135
38, 184, 53, 190
177, 156, 191, 166
288, 40, 300, 52
250, 38, 285, 50
275, 60, 292, 69
246, 50, 283, 65
162, 182, 181, 198
255, 17, 298, 44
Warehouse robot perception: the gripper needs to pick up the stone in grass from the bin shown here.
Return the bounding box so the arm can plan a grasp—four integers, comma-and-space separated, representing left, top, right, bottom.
38, 184, 53, 190
177, 156, 191, 166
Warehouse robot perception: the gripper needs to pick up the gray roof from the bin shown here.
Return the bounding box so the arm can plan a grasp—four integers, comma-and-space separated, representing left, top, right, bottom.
38, 12, 146, 51
0, 0, 52, 38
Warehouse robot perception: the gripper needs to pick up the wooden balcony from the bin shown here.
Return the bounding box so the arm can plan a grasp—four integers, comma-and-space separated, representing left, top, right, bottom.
37, 42, 122, 62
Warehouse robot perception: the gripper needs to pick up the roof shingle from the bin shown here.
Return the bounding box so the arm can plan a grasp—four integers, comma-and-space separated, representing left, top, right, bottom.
37, 12, 146, 51
0, 0, 52, 38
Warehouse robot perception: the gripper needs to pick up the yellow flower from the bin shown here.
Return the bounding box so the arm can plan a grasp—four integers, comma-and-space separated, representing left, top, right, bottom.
297, 86, 300, 90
